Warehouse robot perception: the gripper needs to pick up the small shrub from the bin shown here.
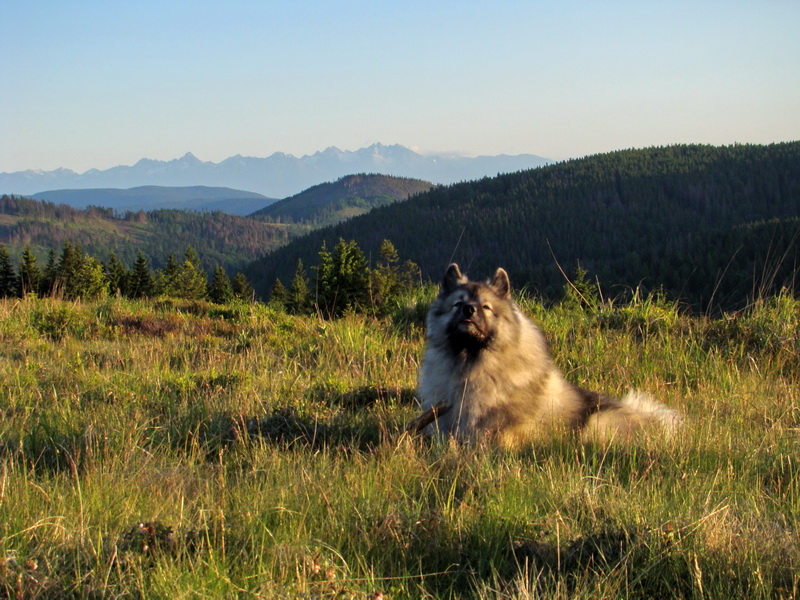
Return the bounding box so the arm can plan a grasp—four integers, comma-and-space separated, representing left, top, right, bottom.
30, 301, 85, 341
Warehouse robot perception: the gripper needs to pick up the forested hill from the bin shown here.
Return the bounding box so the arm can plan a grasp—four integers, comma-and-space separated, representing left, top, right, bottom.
0, 195, 301, 273
249, 174, 434, 227
243, 143, 800, 311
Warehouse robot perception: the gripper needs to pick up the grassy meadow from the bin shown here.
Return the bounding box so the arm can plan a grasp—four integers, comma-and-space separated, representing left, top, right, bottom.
1, 290, 799, 598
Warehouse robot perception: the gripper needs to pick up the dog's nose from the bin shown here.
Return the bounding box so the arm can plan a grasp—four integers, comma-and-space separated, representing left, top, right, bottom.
462, 304, 476, 317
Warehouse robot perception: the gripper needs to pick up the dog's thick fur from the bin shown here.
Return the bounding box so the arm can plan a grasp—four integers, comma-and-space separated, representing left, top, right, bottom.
416, 264, 680, 447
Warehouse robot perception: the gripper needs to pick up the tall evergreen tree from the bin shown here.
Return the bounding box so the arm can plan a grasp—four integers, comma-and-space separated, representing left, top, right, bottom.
184, 246, 202, 270
18, 246, 41, 298
313, 240, 336, 316
0, 244, 17, 298
129, 251, 154, 298
105, 251, 129, 297
157, 253, 181, 297
232, 272, 254, 301
268, 278, 288, 308
287, 259, 310, 314
176, 246, 207, 300
39, 249, 57, 297
371, 239, 401, 315
331, 238, 371, 316
207, 266, 233, 304
55, 241, 84, 299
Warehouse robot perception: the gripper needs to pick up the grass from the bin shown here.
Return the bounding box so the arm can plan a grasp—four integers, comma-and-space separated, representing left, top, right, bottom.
0, 290, 798, 598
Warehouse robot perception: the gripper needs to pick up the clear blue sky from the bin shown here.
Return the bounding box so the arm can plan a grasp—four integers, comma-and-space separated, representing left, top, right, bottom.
3, 1, 799, 172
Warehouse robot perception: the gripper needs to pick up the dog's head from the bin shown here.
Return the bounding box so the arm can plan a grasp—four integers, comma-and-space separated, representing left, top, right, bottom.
428, 263, 512, 355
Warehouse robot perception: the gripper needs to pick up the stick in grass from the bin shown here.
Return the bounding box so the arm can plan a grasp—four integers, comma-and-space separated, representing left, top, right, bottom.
405, 401, 452, 435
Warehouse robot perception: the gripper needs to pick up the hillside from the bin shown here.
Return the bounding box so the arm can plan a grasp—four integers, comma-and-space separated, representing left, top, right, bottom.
0, 195, 302, 272
244, 142, 800, 311
32, 185, 276, 215
249, 174, 435, 226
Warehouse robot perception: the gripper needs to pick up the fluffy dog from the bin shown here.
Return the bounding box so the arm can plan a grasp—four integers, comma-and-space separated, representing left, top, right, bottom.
414, 264, 680, 447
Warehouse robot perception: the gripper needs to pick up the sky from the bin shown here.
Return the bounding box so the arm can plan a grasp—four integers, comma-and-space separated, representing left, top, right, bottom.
3, 1, 800, 173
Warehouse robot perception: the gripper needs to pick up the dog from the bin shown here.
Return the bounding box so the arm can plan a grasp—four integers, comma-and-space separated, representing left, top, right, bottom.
414, 263, 680, 447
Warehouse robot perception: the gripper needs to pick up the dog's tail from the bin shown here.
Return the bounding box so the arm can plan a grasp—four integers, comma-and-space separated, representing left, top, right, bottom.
583, 390, 682, 442
621, 390, 683, 433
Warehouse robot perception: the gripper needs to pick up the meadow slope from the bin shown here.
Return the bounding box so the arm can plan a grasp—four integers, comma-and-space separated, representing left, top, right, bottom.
1, 292, 798, 598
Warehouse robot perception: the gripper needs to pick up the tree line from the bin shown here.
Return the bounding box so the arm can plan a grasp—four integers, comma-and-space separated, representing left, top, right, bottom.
269, 237, 420, 317
0, 241, 254, 304
0, 194, 299, 275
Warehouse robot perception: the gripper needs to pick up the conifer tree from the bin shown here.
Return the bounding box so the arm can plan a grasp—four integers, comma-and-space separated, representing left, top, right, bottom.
157, 253, 181, 297
18, 246, 41, 298
331, 238, 370, 316
176, 246, 207, 300
184, 246, 202, 270
55, 241, 84, 299
129, 251, 154, 298
232, 272, 254, 301
371, 239, 401, 315
287, 259, 310, 314
313, 240, 336, 316
208, 266, 233, 304
562, 262, 600, 309
269, 278, 288, 308
0, 244, 17, 298
39, 249, 57, 297
105, 251, 129, 296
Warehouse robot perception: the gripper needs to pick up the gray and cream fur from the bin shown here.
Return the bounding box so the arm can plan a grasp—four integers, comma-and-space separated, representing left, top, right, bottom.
417, 264, 680, 447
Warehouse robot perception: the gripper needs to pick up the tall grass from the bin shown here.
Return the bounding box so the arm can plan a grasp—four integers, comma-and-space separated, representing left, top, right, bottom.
0, 291, 798, 598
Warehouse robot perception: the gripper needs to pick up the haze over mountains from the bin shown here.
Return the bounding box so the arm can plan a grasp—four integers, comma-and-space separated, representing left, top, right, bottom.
31, 186, 276, 216
1, 143, 551, 198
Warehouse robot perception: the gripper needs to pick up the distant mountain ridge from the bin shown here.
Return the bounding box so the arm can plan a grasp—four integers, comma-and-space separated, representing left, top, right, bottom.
0, 143, 551, 198
249, 174, 434, 226
32, 185, 276, 216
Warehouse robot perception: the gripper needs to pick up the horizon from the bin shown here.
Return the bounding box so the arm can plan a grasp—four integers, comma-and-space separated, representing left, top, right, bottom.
4, 2, 800, 173
8, 139, 800, 178
5, 142, 553, 176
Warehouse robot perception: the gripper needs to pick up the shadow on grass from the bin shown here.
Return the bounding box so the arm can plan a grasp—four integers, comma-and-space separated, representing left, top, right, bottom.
1, 385, 416, 474
225, 407, 331, 449
218, 385, 419, 453
1, 421, 111, 475
308, 384, 418, 409
350, 510, 697, 598
221, 403, 411, 453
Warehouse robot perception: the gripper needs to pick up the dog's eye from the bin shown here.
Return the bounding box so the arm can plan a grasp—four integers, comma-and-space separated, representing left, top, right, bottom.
453, 301, 464, 309
482, 304, 492, 312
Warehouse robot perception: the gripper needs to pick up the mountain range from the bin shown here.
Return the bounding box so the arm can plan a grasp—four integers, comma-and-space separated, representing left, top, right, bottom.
1, 144, 551, 198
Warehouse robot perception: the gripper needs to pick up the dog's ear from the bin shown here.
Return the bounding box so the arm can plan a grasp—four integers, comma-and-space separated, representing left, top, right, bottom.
489, 268, 511, 299
443, 263, 466, 292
